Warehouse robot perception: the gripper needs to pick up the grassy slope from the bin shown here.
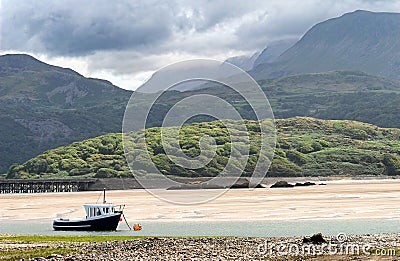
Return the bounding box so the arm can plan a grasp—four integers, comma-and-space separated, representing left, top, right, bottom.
6, 117, 400, 179
0, 235, 137, 243
0, 235, 137, 261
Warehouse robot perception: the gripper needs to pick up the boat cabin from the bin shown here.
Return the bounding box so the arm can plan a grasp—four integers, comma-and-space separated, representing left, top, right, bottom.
84, 204, 118, 218
53, 189, 125, 231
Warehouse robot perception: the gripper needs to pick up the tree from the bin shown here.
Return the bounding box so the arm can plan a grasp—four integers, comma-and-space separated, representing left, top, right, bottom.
383, 154, 400, 176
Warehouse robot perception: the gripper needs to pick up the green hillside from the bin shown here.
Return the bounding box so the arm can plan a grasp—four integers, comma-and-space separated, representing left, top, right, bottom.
0, 54, 131, 173
148, 71, 400, 128
260, 71, 400, 127
7, 117, 400, 179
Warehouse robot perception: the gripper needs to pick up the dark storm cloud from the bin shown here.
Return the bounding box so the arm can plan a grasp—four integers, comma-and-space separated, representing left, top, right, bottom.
3, 0, 399, 57
0, 1, 324, 55
1, 0, 177, 56
1, 0, 400, 89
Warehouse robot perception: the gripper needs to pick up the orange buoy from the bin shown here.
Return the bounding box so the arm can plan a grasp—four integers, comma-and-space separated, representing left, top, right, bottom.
133, 223, 142, 231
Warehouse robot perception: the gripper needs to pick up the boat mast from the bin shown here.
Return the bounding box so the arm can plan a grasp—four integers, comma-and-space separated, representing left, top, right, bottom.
103, 188, 106, 204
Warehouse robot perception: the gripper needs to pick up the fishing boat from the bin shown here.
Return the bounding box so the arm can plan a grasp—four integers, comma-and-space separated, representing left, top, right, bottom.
53, 189, 125, 231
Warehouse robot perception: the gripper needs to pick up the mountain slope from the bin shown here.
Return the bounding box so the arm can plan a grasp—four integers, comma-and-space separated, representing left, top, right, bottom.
224, 38, 297, 71
253, 38, 297, 67
7, 117, 400, 179
0, 54, 130, 106
145, 71, 400, 129
1, 55, 400, 174
251, 10, 400, 80
0, 53, 80, 77
260, 71, 400, 127
225, 51, 260, 71
0, 54, 132, 173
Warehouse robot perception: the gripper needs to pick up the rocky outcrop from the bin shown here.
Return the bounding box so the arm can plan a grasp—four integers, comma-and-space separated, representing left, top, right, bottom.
167, 179, 265, 190
271, 180, 318, 188
47, 81, 88, 105
14, 119, 72, 142
295, 181, 316, 187
270, 180, 294, 188
303, 233, 327, 244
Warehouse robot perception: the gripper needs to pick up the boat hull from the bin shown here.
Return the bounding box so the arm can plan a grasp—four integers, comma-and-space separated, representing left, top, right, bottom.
53, 212, 122, 231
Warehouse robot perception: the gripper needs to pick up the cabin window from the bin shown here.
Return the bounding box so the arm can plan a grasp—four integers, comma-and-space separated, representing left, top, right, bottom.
96, 208, 101, 216
89, 208, 94, 217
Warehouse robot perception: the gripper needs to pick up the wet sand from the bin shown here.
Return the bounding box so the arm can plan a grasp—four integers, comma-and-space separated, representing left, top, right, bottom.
1, 179, 399, 222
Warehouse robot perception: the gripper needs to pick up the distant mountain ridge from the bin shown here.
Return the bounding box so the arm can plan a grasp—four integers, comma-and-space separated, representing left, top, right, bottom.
0, 54, 125, 106
148, 70, 400, 129
253, 38, 298, 67
225, 51, 260, 71
250, 10, 400, 80
0, 54, 81, 77
224, 38, 297, 71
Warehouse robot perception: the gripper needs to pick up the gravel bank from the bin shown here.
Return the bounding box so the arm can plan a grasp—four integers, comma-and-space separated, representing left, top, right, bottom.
1, 233, 399, 260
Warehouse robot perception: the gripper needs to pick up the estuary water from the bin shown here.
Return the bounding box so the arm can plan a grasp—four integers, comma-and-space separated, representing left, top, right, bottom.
1, 179, 400, 237
1, 219, 399, 237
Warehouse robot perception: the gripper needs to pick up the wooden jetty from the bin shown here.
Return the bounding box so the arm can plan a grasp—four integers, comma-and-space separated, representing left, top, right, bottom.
0, 179, 97, 194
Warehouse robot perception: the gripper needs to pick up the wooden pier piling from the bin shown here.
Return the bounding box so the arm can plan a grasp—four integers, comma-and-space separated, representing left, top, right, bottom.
0, 179, 97, 194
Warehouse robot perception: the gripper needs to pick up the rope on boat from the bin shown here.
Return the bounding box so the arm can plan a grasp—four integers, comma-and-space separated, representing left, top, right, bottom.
122, 213, 132, 230
95, 190, 103, 204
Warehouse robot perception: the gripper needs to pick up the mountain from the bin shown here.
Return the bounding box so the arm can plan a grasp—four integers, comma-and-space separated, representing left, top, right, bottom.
0, 54, 130, 106
143, 70, 400, 129
252, 38, 297, 67
225, 51, 260, 71
260, 71, 400, 127
0, 53, 80, 77
1, 55, 400, 174
7, 117, 400, 179
0, 54, 132, 173
224, 38, 297, 72
251, 10, 400, 80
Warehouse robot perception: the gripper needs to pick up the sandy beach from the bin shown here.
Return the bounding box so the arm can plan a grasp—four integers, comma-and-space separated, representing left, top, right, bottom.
1, 179, 399, 222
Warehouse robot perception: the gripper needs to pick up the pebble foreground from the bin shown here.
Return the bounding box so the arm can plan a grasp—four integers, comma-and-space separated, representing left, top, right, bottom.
1, 233, 399, 261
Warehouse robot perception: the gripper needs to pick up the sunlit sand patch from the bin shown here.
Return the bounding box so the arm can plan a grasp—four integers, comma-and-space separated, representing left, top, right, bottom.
0, 179, 399, 222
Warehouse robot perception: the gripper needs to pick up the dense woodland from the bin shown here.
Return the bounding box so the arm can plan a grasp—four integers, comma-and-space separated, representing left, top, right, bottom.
6, 117, 400, 179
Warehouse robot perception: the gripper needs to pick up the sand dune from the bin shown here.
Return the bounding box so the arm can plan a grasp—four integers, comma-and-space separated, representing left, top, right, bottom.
1, 179, 399, 222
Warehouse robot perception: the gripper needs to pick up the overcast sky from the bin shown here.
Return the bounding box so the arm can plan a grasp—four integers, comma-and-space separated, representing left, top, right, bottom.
1, 0, 400, 90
